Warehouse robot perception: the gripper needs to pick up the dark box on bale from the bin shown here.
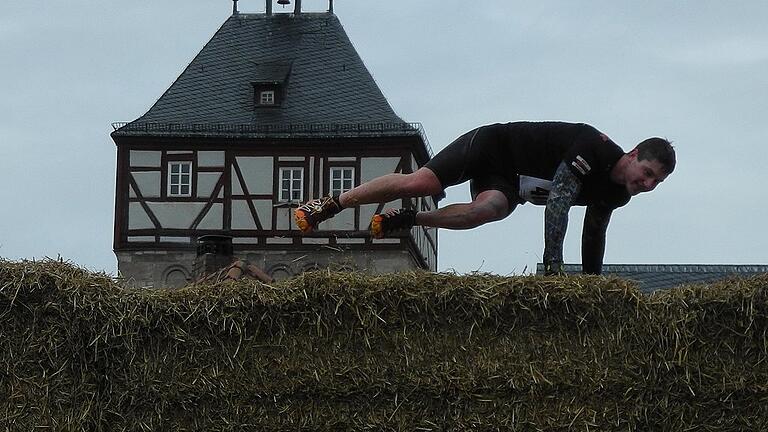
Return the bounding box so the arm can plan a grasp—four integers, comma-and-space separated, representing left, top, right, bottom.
193, 234, 234, 280
1, 259, 767, 431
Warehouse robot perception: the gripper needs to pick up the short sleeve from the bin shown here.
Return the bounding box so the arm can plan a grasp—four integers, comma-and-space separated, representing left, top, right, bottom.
562, 126, 620, 182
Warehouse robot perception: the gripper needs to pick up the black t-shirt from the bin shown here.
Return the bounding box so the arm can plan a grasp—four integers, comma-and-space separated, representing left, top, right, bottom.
488, 121, 630, 209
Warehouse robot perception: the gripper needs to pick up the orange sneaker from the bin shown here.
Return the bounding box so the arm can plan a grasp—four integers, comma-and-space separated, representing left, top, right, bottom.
294, 196, 341, 234
370, 208, 417, 239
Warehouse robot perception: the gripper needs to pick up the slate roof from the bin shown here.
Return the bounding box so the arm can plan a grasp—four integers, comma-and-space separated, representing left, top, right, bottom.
535, 263, 768, 293
253, 61, 292, 83
114, 12, 415, 139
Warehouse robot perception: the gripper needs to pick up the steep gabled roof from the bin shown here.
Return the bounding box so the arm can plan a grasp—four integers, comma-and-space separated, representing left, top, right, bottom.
536, 263, 768, 293
117, 12, 409, 134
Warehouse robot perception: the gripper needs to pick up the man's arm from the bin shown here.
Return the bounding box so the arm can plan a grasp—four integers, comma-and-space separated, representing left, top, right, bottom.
543, 162, 582, 275
582, 206, 613, 275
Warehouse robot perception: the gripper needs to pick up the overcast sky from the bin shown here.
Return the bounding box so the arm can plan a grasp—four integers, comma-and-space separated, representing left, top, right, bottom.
1, 0, 766, 275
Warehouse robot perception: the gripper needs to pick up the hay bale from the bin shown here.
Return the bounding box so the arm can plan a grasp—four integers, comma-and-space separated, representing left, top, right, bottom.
1, 259, 766, 431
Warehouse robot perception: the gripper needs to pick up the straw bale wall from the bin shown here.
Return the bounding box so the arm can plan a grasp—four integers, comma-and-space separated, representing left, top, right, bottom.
1, 259, 766, 431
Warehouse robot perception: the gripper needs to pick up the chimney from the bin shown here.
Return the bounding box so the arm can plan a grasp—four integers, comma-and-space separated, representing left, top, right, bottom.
294, 0, 301, 15
233, 0, 239, 15
266, 0, 272, 15
328, 0, 333, 13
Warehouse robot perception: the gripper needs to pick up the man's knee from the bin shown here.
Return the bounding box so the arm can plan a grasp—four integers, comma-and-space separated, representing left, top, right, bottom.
469, 191, 510, 225
404, 168, 443, 196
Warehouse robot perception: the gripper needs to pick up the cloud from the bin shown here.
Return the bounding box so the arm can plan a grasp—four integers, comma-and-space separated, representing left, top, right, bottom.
667, 37, 768, 66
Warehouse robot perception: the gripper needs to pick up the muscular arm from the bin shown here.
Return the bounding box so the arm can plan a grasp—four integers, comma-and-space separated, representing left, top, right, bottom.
543, 162, 582, 273
582, 206, 613, 275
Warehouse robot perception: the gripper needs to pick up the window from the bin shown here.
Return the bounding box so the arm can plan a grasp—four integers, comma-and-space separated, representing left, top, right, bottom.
259, 90, 275, 105
168, 161, 192, 197
253, 84, 281, 107
330, 167, 355, 195
279, 167, 303, 202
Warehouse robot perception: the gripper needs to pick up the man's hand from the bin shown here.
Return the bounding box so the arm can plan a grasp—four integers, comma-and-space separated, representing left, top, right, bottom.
544, 260, 565, 276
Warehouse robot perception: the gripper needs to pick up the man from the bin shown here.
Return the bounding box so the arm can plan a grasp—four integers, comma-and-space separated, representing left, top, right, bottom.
295, 121, 676, 275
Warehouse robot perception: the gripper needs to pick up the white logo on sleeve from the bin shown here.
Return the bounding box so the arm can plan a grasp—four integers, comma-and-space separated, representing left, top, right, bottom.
571, 155, 591, 176
519, 175, 552, 205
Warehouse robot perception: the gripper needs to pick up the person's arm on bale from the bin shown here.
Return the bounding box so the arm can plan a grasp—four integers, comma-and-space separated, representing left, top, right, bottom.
543, 162, 582, 276
581, 205, 613, 275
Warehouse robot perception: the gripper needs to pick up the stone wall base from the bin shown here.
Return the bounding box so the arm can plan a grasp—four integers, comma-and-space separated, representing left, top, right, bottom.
116, 248, 423, 288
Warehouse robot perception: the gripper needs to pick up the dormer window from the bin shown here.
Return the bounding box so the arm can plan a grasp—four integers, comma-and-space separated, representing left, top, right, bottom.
253, 83, 283, 108
252, 61, 291, 109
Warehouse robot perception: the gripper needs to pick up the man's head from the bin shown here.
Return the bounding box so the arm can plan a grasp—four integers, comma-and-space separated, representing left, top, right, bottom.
619, 138, 676, 196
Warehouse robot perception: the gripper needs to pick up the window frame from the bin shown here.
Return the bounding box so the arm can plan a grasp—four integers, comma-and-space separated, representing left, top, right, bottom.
259, 90, 275, 105
329, 166, 355, 196
167, 160, 193, 198
252, 83, 283, 108
278, 167, 304, 203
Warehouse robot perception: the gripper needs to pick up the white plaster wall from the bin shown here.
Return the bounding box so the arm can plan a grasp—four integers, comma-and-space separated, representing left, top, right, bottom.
127, 236, 155, 242
253, 200, 273, 228
197, 172, 221, 198
302, 157, 316, 197
321, 208, 356, 231
358, 157, 401, 226
197, 203, 223, 230
302, 238, 329, 244
266, 237, 293, 244
232, 237, 259, 244
132, 172, 161, 198
130, 151, 161, 167
235, 157, 273, 195
198, 151, 224, 167
128, 203, 155, 229
159, 237, 191, 243
275, 207, 296, 231
231, 200, 257, 230
361, 157, 399, 183
146, 202, 207, 229
231, 166, 243, 195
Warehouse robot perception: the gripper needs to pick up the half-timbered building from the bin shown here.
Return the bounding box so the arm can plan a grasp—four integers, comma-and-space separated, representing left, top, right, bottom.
111, 0, 437, 287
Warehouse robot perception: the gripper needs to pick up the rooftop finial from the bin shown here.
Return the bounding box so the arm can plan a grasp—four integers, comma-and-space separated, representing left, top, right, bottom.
329, 0, 333, 13
233, 0, 239, 15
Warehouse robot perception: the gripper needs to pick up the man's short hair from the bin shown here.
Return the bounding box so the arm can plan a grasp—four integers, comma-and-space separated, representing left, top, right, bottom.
636, 138, 676, 174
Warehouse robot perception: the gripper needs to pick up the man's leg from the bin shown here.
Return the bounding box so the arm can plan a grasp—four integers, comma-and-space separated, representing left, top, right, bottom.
416, 189, 510, 229
369, 189, 510, 239
296, 167, 444, 233
340, 167, 443, 207
297, 125, 480, 234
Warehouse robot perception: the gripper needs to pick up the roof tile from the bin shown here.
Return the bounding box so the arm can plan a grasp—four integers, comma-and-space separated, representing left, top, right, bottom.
128, 13, 404, 128
536, 263, 768, 292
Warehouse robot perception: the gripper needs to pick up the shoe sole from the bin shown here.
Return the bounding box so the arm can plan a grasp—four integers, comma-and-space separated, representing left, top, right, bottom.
370, 214, 384, 239
294, 209, 314, 234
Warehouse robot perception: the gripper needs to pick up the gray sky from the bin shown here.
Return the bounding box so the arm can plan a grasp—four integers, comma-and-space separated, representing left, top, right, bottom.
1, 0, 766, 275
